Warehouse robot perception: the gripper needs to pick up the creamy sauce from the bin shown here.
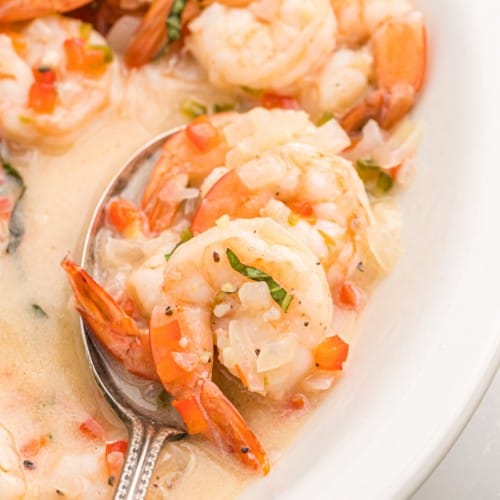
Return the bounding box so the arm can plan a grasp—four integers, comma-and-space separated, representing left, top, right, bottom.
0, 78, 340, 498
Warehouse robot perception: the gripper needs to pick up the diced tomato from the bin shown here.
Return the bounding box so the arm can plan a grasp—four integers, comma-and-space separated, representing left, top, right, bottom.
105, 440, 128, 478
172, 397, 208, 435
261, 93, 300, 110
149, 313, 186, 384
335, 281, 362, 310
106, 198, 143, 238
186, 116, 222, 152
79, 418, 106, 441
387, 164, 402, 180
28, 82, 57, 114
314, 335, 349, 371
64, 38, 110, 76
32, 67, 56, 85
288, 200, 314, 217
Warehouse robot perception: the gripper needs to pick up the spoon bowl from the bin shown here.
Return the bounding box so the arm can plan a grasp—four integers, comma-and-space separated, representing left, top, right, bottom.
79, 128, 186, 500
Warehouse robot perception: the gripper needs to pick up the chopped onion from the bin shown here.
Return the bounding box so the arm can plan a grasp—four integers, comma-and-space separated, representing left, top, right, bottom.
238, 282, 272, 309
107, 16, 142, 54
256, 335, 296, 373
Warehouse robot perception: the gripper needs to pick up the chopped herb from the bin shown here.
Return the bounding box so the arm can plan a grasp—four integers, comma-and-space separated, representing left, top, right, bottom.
1, 159, 26, 255
166, 0, 188, 44
213, 292, 225, 305
180, 98, 208, 120
87, 44, 114, 63
214, 102, 236, 113
287, 212, 300, 226
79, 22, 92, 40
241, 86, 262, 96
240, 447, 250, 454
156, 390, 171, 408
355, 158, 394, 195
164, 227, 193, 261
377, 171, 394, 192
317, 111, 334, 126
32, 304, 48, 318
19, 115, 33, 124
23, 460, 35, 470
226, 248, 294, 312
108, 476, 115, 487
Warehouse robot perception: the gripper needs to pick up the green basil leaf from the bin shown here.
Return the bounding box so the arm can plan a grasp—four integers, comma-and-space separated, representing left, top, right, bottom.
226, 248, 294, 312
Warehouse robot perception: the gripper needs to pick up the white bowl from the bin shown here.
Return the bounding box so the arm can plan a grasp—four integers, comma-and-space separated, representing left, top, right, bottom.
244, 1, 500, 498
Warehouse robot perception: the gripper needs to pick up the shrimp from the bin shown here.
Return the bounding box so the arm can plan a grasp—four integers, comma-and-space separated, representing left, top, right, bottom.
336, 2, 426, 132
62, 254, 269, 474
186, 0, 336, 92
0, 0, 92, 22
62, 258, 159, 380
140, 217, 336, 401
0, 15, 121, 149
0, 425, 26, 500
191, 127, 377, 300
111, 113, 234, 236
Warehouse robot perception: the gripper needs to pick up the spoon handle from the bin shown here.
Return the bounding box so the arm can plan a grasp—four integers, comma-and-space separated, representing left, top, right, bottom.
114, 420, 179, 500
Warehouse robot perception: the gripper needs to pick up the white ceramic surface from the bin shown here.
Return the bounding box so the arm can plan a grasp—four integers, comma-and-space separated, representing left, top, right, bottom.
243, 2, 500, 498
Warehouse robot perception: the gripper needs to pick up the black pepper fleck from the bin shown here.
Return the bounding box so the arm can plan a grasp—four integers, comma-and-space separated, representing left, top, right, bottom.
23, 460, 35, 470
255, 349, 261, 356
164, 306, 173, 316
213, 251, 220, 263
56, 490, 65, 497
108, 476, 115, 487
240, 447, 250, 454
304, 321, 309, 327
357, 261, 365, 272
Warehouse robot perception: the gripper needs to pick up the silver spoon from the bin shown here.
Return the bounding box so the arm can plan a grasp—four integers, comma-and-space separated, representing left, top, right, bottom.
78, 128, 186, 499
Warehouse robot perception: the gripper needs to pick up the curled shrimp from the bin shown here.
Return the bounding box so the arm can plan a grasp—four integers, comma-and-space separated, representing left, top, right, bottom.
0, 0, 92, 22
191, 113, 378, 298
339, 8, 426, 133
0, 425, 26, 499
62, 252, 269, 474
110, 113, 233, 236
186, 0, 336, 92
0, 15, 121, 149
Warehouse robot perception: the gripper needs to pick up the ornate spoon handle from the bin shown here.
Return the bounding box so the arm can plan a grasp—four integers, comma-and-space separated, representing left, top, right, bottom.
114, 420, 180, 500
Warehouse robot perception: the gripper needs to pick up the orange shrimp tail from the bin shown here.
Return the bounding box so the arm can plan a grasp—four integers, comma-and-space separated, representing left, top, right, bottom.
61, 259, 158, 380
0, 0, 92, 22
174, 380, 269, 475
124, 0, 173, 68
341, 15, 426, 134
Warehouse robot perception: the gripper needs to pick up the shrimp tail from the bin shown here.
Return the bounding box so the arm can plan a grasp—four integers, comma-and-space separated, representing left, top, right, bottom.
173, 380, 270, 475
62, 258, 158, 380
0, 0, 93, 23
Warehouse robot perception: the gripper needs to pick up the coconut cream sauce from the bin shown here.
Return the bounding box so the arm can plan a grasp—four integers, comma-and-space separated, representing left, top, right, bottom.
0, 82, 339, 498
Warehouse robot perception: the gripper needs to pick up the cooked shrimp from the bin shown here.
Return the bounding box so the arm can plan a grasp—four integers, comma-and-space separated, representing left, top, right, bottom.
137, 113, 234, 235
0, 0, 92, 22
0, 425, 26, 500
146, 217, 336, 401
62, 258, 158, 380
0, 15, 120, 149
192, 137, 377, 300
62, 255, 269, 474
186, 0, 336, 92
338, 5, 426, 132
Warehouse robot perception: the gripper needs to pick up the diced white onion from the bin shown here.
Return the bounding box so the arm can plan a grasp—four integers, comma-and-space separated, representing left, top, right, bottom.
238, 282, 271, 309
